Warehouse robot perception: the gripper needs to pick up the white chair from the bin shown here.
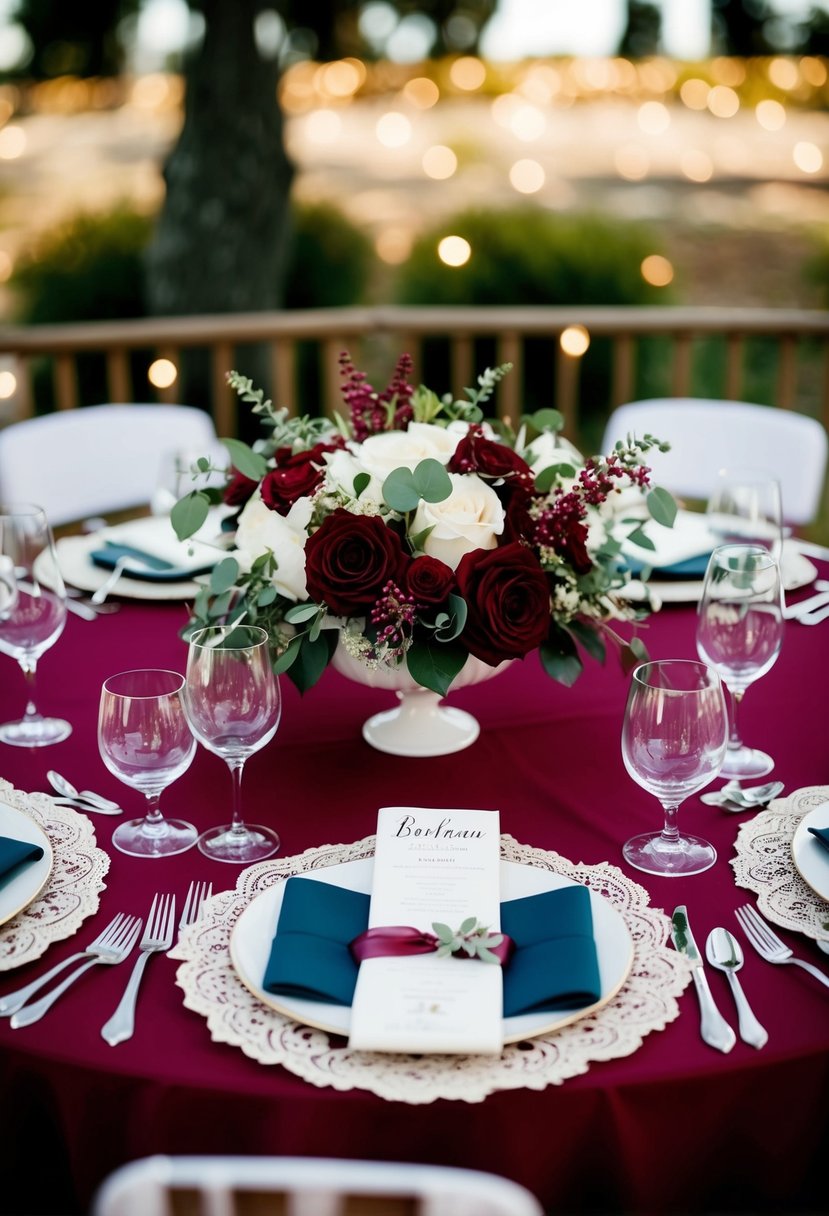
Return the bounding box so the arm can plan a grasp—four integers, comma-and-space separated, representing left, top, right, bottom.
0, 403, 218, 526
600, 397, 828, 525
92, 1155, 545, 1216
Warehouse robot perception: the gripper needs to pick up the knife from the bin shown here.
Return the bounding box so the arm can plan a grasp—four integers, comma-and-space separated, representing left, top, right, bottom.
671, 906, 736, 1053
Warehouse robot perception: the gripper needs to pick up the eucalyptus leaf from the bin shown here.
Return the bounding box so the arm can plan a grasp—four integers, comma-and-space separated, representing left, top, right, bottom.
406, 639, 467, 697
412, 458, 451, 503
353, 472, 370, 498
434, 593, 468, 643
210, 556, 241, 595
272, 636, 302, 674
207, 589, 234, 618
284, 602, 321, 624
257, 586, 278, 607
382, 466, 421, 513
540, 632, 583, 687
288, 632, 332, 694
460, 916, 477, 934
222, 437, 268, 481
647, 485, 678, 528
626, 525, 656, 551
620, 635, 649, 674
171, 491, 211, 541
566, 619, 606, 664
527, 407, 564, 434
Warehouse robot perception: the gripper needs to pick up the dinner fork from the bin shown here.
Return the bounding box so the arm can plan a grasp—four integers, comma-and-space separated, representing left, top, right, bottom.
101, 893, 176, 1046
179, 879, 213, 934
10, 915, 142, 1028
0, 913, 138, 1017
735, 905, 829, 989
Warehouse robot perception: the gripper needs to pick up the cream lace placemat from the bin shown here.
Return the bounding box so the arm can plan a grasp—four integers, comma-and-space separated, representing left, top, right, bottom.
172, 833, 693, 1104
731, 785, 829, 941
0, 779, 110, 971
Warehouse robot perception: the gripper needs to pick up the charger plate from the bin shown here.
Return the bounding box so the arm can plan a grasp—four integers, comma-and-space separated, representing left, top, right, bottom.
230, 856, 633, 1045
732, 785, 829, 942
0, 780, 110, 971
172, 834, 693, 1104
45, 534, 203, 601
792, 804, 829, 903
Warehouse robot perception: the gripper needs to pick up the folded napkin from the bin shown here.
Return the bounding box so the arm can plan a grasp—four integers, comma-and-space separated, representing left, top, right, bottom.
0, 834, 44, 886
807, 825, 829, 854
262, 876, 602, 1016
90, 518, 221, 582
622, 509, 717, 578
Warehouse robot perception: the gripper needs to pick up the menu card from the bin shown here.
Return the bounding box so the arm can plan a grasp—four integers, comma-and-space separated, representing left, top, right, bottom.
348, 805, 503, 1055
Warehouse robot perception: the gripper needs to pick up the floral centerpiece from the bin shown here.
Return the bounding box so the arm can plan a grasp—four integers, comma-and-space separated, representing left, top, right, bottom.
173, 354, 673, 707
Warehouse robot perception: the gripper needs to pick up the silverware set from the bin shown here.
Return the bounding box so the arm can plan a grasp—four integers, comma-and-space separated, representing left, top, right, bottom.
673, 902, 829, 1053
45, 770, 124, 816
0, 881, 212, 1039
699, 779, 784, 813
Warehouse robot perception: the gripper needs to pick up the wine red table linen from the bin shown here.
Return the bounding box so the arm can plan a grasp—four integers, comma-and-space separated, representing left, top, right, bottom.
0, 589, 827, 1214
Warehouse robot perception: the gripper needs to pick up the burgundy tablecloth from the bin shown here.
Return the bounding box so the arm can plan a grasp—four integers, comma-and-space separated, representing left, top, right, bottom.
1, 585, 827, 1215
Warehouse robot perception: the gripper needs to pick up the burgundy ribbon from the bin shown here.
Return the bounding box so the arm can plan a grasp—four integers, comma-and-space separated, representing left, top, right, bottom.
350, 925, 515, 966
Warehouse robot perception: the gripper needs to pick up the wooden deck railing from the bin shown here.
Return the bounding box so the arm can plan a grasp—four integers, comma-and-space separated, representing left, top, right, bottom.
1, 305, 828, 446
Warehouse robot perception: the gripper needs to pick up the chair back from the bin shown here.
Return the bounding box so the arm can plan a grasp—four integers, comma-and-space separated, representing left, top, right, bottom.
0, 404, 218, 526
600, 397, 828, 524
92, 1155, 545, 1216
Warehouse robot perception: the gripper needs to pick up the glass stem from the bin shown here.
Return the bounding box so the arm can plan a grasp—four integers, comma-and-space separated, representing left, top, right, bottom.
727, 688, 745, 753
143, 792, 164, 827
660, 802, 680, 844
227, 758, 247, 835
20, 659, 40, 722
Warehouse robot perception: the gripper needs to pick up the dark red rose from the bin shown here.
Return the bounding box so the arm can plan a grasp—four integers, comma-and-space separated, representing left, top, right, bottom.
498, 479, 535, 544
260, 443, 335, 515
448, 426, 534, 482
305, 509, 410, 616
455, 542, 550, 666
405, 555, 456, 607
223, 469, 259, 508
556, 522, 592, 575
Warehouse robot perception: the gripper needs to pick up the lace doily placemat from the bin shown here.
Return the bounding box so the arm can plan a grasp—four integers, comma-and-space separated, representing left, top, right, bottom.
171, 834, 692, 1104
0, 779, 110, 971
731, 785, 829, 941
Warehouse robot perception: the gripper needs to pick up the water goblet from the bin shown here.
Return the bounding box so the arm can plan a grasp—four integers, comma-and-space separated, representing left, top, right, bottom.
705, 468, 784, 559
0, 503, 71, 746
696, 543, 784, 780
622, 659, 728, 877
98, 669, 198, 857
183, 624, 281, 863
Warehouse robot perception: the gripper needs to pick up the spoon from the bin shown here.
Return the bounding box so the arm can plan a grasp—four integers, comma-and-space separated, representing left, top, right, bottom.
49, 795, 123, 817
46, 771, 122, 812
705, 927, 768, 1049
700, 780, 784, 811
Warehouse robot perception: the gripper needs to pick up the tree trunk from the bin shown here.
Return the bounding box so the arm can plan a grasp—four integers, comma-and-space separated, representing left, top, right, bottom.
146, 0, 294, 320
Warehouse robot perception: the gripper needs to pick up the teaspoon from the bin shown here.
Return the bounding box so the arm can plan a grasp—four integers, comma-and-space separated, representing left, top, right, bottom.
705, 927, 768, 1049
700, 780, 784, 811
46, 771, 121, 812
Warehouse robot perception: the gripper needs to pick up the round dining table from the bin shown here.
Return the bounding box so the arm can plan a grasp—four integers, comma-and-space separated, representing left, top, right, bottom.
0, 575, 827, 1215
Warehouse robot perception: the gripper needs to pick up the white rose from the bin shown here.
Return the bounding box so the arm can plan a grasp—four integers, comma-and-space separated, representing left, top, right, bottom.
358, 423, 459, 483
234, 493, 312, 602
411, 472, 505, 570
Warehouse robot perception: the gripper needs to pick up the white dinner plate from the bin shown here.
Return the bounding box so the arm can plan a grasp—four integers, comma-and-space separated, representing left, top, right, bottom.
230, 856, 634, 1047
621, 543, 816, 606
46, 533, 204, 601
0, 800, 54, 927
792, 803, 829, 903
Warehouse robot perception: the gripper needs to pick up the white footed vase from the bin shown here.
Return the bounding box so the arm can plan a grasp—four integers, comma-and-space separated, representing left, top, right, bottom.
329, 639, 511, 757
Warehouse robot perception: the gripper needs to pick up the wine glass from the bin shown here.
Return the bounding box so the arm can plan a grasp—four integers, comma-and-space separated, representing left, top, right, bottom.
183, 624, 282, 863
705, 468, 784, 560
98, 669, 198, 857
696, 543, 784, 780
0, 503, 71, 746
621, 659, 728, 876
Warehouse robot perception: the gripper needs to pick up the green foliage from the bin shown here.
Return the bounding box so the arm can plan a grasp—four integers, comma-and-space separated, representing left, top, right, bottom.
12, 204, 151, 325
432, 917, 505, 963
394, 207, 673, 428
284, 202, 374, 310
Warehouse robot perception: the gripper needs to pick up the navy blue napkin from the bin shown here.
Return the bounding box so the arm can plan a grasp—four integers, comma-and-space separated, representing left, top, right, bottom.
89, 544, 214, 583
624, 552, 712, 579
262, 876, 602, 1016
0, 835, 44, 887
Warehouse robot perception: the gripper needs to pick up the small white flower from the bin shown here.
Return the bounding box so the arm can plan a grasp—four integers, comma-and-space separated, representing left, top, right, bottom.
234, 492, 312, 602
524, 431, 583, 479
411, 472, 505, 570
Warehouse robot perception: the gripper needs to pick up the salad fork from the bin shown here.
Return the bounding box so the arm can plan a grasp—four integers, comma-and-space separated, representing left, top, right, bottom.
179, 880, 213, 934
101, 893, 176, 1046
0, 912, 137, 1017
735, 905, 829, 989
10, 915, 142, 1027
